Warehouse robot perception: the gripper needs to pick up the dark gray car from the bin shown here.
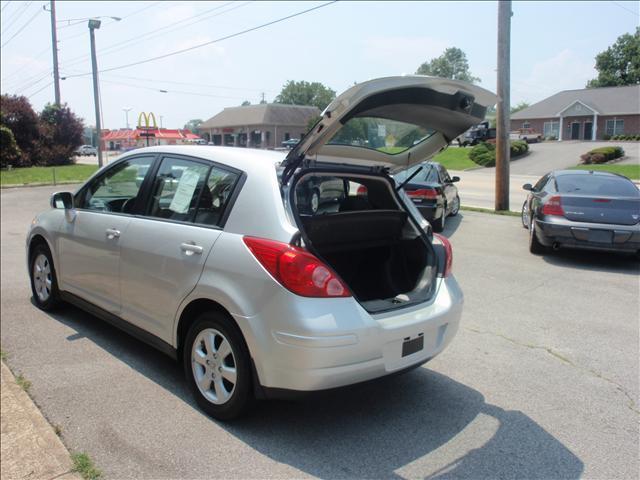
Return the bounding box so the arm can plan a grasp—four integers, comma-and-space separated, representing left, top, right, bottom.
522, 170, 640, 255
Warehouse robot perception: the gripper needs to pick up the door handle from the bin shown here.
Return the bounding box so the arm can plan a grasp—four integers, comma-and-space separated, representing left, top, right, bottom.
180, 242, 203, 256
105, 228, 121, 239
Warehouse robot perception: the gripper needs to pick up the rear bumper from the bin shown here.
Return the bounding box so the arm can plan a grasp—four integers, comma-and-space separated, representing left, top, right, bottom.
415, 204, 444, 222
239, 276, 463, 392
534, 217, 640, 253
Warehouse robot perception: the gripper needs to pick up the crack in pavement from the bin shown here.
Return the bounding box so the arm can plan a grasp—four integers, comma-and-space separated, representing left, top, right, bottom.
465, 326, 639, 415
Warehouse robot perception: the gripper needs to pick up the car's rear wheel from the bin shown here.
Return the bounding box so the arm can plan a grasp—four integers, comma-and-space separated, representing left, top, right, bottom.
529, 220, 547, 254
521, 200, 529, 229
183, 311, 252, 421
29, 244, 62, 311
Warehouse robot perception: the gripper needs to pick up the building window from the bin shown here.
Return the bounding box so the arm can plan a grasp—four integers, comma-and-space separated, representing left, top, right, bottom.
543, 121, 559, 139
284, 132, 290, 141
522, 122, 530, 129
605, 119, 624, 136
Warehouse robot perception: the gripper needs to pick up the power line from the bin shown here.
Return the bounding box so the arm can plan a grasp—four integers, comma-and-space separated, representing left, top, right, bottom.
100, 73, 277, 93
0, 45, 50, 81
27, 80, 53, 99
1, 8, 43, 48
59, 1, 241, 69
611, 1, 639, 16
97, 78, 249, 100
63, 1, 338, 78
1, 1, 13, 13
1, 1, 33, 32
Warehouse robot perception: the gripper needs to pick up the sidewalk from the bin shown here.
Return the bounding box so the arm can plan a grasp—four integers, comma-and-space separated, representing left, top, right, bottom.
1, 361, 80, 480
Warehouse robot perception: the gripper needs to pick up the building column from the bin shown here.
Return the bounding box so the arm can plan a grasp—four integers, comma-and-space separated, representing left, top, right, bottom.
558, 116, 563, 141
260, 130, 266, 149
592, 114, 597, 141
246, 126, 251, 148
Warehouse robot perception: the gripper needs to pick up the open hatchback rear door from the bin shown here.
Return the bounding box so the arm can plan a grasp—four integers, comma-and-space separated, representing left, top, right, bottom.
281, 75, 497, 184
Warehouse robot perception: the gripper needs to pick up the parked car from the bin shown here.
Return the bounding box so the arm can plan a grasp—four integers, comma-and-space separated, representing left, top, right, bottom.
27, 76, 495, 420
75, 145, 97, 156
393, 161, 460, 232
295, 175, 348, 214
510, 128, 542, 143
522, 170, 640, 255
458, 122, 496, 146
282, 138, 300, 149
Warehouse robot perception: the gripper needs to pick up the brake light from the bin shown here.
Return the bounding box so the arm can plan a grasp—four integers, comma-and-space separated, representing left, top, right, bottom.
593, 198, 611, 203
433, 233, 452, 277
407, 188, 438, 200
356, 185, 368, 196
542, 195, 564, 216
243, 237, 351, 298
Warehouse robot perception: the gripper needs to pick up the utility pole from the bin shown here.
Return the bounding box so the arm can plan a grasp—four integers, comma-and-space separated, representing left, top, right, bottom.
89, 19, 103, 167
49, 0, 60, 104
495, 0, 511, 211
123, 107, 132, 129
160, 115, 163, 128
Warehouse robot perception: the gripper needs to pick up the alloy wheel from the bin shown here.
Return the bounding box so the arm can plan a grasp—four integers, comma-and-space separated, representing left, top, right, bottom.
32, 253, 52, 302
191, 328, 237, 405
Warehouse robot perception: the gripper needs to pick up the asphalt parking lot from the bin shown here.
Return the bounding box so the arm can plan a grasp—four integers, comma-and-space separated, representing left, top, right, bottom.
1, 185, 638, 479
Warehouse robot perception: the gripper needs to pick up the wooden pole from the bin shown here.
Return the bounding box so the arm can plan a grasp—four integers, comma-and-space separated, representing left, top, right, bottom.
49, 1, 60, 105
495, 0, 511, 211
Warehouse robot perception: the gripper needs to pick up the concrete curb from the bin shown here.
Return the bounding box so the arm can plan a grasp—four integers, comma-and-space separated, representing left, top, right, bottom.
0, 181, 80, 190
1, 361, 81, 480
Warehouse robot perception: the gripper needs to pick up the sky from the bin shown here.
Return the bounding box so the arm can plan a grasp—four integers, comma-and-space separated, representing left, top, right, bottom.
1, 0, 638, 130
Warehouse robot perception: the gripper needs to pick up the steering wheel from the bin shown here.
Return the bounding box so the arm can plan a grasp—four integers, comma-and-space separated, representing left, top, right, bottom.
122, 197, 137, 214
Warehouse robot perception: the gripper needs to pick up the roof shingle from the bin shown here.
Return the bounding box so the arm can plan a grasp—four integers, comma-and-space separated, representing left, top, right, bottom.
200, 103, 320, 129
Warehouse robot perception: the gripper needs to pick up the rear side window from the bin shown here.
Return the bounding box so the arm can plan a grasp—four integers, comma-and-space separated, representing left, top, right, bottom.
146, 156, 239, 226
394, 164, 439, 184
556, 175, 639, 197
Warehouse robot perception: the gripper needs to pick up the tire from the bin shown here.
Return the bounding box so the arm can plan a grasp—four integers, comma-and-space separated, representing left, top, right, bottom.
183, 311, 253, 421
29, 243, 62, 311
433, 205, 446, 232
521, 200, 529, 229
529, 220, 547, 255
310, 190, 320, 214
449, 195, 460, 217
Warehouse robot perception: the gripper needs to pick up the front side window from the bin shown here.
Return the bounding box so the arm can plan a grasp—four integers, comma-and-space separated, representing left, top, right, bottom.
79, 156, 154, 213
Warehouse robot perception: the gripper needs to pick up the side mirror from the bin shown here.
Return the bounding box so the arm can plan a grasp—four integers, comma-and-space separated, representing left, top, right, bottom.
522, 183, 533, 192
451, 176, 460, 183
50, 191, 74, 209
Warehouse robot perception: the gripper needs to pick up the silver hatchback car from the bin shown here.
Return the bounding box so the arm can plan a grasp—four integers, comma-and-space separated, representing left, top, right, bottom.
27, 76, 495, 420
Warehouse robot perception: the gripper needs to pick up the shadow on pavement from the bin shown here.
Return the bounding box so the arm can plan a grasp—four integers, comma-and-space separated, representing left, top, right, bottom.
45, 303, 584, 479
441, 212, 463, 238
542, 248, 640, 276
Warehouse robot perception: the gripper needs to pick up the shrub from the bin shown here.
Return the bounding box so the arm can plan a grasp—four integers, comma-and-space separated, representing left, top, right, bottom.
603, 134, 611, 140
580, 146, 625, 164
545, 135, 557, 141
468, 140, 528, 167
0, 125, 21, 168
38, 103, 84, 166
0, 94, 40, 166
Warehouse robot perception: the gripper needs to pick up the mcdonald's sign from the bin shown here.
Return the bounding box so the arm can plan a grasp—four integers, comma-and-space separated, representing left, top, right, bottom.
137, 112, 158, 129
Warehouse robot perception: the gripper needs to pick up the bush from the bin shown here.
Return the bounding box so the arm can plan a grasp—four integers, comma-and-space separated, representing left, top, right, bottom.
468, 140, 528, 167
545, 135, 557, 141
603, 134, 611, 140
37, 103, 84, 166
0, 94, 40, 166
0, 125, 21, 168
580, 146, 625, 164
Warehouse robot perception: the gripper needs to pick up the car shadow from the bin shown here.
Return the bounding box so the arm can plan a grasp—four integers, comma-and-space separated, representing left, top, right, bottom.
43, 302, 584, 479
542, 248, 640, 276
441, 212, 463, 238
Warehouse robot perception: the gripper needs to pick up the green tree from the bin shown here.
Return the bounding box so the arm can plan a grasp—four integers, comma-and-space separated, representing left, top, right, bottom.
183, 119, 203, 134
39, 103, 84, 166
275, 80, 336, 111
241, 100, 251, 106
416, 47, 480, 83
0, 125, 21, 168
587, 27, 640, 87
511, 101, 530, 114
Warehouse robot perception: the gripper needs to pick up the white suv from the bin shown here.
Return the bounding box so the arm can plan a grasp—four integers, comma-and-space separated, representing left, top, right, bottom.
27, 76, 495, 419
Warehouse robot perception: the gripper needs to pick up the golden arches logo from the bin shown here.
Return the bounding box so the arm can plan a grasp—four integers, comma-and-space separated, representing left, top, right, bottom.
137, 112, 157, 129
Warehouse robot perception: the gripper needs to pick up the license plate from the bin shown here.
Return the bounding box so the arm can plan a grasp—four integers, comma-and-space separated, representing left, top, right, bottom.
588, 230, 613, 243
401, 334, 424, 357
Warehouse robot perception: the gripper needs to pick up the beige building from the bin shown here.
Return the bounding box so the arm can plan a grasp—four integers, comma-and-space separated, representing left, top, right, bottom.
200, 103, 320, 149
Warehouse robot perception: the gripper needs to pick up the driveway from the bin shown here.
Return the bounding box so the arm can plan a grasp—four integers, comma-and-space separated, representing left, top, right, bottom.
1, 186, 638, 479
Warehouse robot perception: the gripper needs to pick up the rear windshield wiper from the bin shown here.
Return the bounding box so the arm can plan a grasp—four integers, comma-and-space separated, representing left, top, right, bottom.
396, 166, 424, 191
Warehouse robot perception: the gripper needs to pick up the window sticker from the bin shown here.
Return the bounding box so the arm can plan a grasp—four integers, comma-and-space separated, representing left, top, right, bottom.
169, 168, 200, 213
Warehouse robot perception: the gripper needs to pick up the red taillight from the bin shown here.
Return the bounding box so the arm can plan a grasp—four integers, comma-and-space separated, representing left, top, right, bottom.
542, 195, 564, 216
407, 188, 438, 200
433, 233, 452, 277
243, 237, 351, 298
356, 185, 368, 196
593, 198, 611, 203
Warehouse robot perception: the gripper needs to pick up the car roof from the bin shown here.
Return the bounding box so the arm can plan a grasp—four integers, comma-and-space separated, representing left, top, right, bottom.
117, 145, 285, 175
553, 169, 633, 181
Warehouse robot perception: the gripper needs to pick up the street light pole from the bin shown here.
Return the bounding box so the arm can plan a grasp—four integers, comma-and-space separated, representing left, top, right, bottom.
495, 0, 512, 211
89, 19, 103, 168
49, 0, 61, 105
123, 107, 132, 129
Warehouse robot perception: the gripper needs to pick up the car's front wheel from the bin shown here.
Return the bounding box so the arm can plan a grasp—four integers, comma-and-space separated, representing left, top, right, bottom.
449, 195, 460, 217
29, 244, 62, 311
521, 200, 529, 229
183, 312, 253, 421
